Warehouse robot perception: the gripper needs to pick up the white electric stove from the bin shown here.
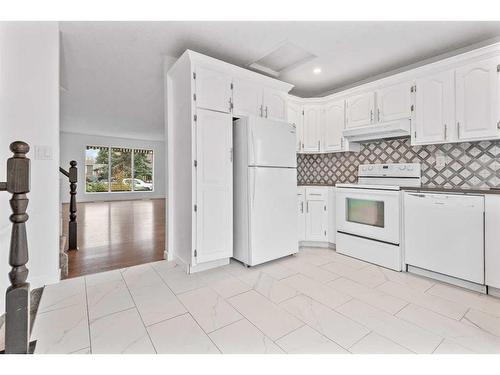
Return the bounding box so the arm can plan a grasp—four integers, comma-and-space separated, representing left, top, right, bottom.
335, 163, 421, 271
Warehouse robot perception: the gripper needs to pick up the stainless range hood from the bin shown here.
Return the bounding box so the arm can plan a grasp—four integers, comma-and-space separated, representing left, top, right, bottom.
342, 119, 411, 142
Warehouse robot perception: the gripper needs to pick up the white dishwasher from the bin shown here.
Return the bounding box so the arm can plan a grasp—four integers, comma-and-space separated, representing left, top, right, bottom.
403, 192, 484, 284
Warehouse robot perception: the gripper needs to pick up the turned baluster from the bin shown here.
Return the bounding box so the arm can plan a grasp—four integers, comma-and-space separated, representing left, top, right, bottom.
1, 141, 31, 354
68, 161, 77, 251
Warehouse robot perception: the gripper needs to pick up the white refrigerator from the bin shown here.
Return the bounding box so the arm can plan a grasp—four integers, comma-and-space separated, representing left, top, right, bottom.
233, 116, 298, 266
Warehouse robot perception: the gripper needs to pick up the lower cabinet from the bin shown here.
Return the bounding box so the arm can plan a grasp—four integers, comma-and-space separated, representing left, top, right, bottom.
297, 186, 335, 245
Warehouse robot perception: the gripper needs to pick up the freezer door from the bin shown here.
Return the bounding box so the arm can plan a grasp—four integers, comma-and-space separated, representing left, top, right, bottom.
248, 167, 298, 265
248, 116, 297, 168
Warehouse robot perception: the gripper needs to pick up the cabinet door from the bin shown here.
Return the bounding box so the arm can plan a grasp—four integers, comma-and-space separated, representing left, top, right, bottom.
297, 190, 306, 242
376, 82, 412, 122
302, 105, 322, 153
323, 100, 345, 152
305, 199, 328, 242
232, 78, 263, 117
288, 102, 303, 152
456, 57, 500, 141
263, 88, 287, 121
414, 71, 455, 145
195, 109, 233, 264
346, 92, 375, 128
195, 66, 232, 113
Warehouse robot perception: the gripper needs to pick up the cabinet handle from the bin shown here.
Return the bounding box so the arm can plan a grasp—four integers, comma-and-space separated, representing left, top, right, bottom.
457, 122, 460, 139
301, 201, 304, 213
265, 106, 268, 118
444, 124, 447, 140
377, 108, 380, 122
497, 121, 500, 129
301, 142, 304, 150
229, 98, 233, 112
370, 110, 373, 122
306, 201, 309, 213
341, 138, 344, 148
259, 105, 263, 117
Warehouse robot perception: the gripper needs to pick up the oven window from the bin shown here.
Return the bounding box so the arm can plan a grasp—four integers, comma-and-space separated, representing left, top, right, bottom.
346, 198, 385, 228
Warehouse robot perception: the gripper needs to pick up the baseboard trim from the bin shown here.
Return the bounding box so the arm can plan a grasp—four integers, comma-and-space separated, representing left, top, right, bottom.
299, 241, 335, 249
488, 286, 500, 299
189, 258, 230, 274
407, 265, 487, 294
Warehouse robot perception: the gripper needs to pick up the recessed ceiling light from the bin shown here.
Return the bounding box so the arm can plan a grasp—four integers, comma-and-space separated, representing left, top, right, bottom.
313, 67, 322, 74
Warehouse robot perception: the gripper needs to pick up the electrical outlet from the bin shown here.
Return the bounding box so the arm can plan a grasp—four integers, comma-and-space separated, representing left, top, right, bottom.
435, 151, 447, 168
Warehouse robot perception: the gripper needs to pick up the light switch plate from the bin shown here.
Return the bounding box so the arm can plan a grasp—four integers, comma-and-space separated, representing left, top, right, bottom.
34, 145, 53, 160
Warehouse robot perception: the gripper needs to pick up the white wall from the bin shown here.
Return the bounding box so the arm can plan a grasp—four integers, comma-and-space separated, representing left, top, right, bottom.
60, 132, 166, 203
0, 22, 60, 312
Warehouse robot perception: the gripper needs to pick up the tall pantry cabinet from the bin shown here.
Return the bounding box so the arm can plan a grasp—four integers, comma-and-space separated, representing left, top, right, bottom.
166, 50, 293, 273
167, 51, 234, 273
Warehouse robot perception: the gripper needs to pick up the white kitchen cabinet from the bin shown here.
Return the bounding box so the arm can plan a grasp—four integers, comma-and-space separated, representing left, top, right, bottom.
263, 88, 287, 121
297, 186, 334, 245
195, 65, 232, 113
302, 105, 322, 153
232, 78, 263, 117
376, 82, 412, 122
455, 56, 500, 141
297, 188, 306, 242
413, 70, 455, 145
195, 109, 233, 264
322, 100, 345, 152
288, 101, 304, 152
346, 92, 375, 128
167, 50, 292, 274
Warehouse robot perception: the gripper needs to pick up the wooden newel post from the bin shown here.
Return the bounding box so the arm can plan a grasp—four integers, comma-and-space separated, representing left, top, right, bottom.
68, 160, 78, 251
3, 141, 31, 354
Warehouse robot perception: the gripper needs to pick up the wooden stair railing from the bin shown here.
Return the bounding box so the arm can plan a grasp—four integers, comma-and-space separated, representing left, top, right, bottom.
1, 141, 32, 354
59, 161, 78, 251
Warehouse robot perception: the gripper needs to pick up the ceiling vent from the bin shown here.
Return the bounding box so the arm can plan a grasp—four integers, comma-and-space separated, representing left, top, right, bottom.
248, 41, 316, 77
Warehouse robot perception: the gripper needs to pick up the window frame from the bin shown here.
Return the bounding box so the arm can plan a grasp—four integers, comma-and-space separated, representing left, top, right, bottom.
85, 145, 155, 194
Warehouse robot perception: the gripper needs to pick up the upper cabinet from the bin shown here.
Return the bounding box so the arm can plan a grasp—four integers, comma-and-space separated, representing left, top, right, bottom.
455, 56, 500, 141
262, 88, 287, 121
194, 66, 233, 113
346, 92, 375, 128
289, 43, 500, 151
302, 105, 322, 153
287, 101, 304, 151
375, 82, 412, 122
323, 100, 345, 152
231, 78, 263, 117
232, 82, 287, 121
413, 70, 455, 145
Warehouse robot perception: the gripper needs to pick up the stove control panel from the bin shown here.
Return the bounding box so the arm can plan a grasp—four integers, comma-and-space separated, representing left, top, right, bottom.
358, 163, 421, 178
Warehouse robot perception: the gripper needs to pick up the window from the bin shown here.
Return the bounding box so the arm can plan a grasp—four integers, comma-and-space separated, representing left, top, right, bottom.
133, 149, 154, 191
85, 146, 154, 193
111, 147, 132, 192
85, 146, 109, 193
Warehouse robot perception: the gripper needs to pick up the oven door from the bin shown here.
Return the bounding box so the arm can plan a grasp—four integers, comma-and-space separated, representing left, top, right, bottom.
336, 187, 400, 245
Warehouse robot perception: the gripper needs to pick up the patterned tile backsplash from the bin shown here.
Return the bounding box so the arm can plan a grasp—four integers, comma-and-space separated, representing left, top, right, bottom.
297, 137, 500, 188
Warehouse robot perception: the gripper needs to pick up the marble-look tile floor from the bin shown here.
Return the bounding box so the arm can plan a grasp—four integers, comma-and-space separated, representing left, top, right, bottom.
31, 247, 500, 354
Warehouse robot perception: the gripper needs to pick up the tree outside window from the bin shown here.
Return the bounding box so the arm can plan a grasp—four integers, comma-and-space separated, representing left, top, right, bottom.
85, 146, 109, 193
111, 148, 132, 192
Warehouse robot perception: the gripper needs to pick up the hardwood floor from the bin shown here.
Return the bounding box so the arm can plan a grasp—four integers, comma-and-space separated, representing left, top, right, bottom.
62, 198, 166, 279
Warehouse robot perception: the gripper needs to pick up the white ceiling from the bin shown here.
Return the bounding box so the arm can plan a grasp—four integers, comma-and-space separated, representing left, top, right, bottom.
59, 21, 500, 139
